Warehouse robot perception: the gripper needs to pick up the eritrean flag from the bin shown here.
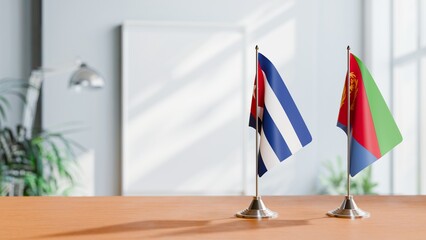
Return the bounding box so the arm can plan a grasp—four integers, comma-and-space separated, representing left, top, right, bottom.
249, 53, 312, 177
337, 53, 402, 177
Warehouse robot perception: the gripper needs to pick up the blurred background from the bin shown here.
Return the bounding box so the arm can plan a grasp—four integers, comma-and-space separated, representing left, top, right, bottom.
0, 0, 424, 196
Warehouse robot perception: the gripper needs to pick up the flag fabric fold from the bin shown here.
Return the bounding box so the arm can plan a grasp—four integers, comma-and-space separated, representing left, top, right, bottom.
337, 53, 402, 176
249, 53, 312, 177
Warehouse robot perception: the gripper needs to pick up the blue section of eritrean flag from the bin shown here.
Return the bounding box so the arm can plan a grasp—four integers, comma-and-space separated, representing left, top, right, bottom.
249, 53, 312, 177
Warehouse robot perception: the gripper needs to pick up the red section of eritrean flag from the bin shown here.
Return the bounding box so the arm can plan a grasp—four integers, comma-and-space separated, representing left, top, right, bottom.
337, 53, 381, 159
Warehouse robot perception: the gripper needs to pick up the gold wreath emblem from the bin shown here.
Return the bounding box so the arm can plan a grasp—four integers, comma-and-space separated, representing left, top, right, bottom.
340, 72, 359, 110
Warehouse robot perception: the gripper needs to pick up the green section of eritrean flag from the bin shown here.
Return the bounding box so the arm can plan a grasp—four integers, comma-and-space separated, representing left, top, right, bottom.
353, 55, 403, 156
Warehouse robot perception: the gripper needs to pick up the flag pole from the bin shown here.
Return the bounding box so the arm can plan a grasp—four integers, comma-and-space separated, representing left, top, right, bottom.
326, 46, 369, 219
346, 45, 351, 198
255, 45, 259, 198
236, 45, 277, 219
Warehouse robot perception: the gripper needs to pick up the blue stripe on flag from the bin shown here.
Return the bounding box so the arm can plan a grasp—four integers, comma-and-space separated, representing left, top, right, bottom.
337, 122, 348, 135
350, 138, 377, 177
249, 114, 256, 129
262, 107, 292, 161
258, 53, 312, 146
258, 153, 268, 177
249, 114, 262, 133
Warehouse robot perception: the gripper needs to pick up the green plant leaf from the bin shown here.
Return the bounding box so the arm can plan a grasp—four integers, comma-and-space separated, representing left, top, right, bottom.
0, 123, 80, 196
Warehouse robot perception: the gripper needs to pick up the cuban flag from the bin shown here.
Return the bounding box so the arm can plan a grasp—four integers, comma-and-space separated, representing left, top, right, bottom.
249, 53, 312, 177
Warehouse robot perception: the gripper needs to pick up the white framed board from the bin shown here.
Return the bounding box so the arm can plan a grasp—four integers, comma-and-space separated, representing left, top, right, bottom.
121, 21, 249, 195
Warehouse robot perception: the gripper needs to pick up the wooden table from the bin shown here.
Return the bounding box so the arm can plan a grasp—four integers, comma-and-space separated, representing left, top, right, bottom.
1, 196, 425, 239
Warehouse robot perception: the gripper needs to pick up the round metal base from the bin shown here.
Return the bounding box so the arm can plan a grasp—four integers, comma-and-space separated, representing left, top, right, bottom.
236, 196, 278, 219
327, 195, 370, 219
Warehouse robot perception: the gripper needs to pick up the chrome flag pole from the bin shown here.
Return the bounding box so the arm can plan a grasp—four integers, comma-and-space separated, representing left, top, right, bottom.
236, 45, 277, 219
256, 44, 260, 199
327, 46, 369, 219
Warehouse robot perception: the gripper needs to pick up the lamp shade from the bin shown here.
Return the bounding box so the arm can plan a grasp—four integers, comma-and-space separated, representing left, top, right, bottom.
69, 63, 104, 90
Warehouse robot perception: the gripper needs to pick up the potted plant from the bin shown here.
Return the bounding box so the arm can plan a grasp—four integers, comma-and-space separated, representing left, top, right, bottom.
319, 156, 378, 195
0, 79, 80, 196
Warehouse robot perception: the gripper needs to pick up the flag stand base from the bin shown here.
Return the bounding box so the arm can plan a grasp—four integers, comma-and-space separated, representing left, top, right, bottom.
236, 196, 278, 219
327, 195, 370, 219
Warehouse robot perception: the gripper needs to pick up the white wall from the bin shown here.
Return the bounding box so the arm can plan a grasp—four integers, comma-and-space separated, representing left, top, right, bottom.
0, 0, 32, 127
42, 0, 363, 195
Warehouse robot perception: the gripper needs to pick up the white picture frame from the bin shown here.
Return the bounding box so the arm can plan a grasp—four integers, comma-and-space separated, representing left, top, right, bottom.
121, 21, 249, 195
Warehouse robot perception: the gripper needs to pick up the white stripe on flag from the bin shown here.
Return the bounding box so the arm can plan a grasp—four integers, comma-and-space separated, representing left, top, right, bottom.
260, 128, 281, 170
263, 73, 303, 154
